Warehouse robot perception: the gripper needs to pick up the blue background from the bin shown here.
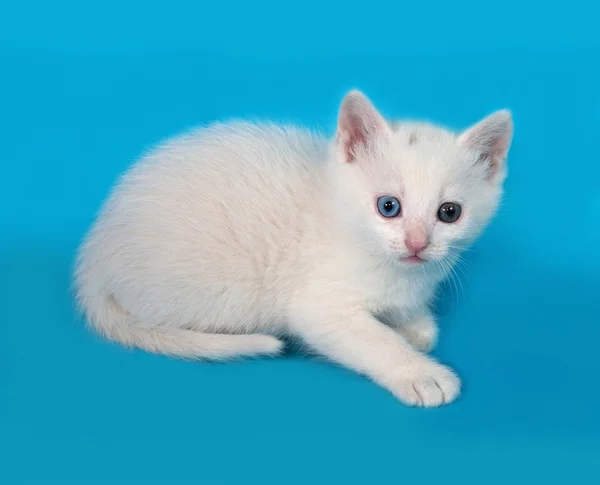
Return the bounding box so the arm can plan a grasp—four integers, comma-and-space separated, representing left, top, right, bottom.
1, 1, 599, 483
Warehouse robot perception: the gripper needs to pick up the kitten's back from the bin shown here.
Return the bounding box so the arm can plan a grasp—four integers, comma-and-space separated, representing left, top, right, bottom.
75, 122, 329, 333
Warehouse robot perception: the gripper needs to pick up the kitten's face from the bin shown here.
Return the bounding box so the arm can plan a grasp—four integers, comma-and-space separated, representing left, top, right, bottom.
331, 90, 513, 269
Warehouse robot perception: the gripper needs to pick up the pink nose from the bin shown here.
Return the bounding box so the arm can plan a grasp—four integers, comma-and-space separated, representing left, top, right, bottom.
405, 237, 429, 254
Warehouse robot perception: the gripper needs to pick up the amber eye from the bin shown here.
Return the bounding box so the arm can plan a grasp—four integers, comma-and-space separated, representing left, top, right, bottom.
437, 202, 462, 223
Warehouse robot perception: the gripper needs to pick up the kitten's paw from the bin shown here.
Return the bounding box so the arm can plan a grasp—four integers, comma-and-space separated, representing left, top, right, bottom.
398, 314, 438, 352
391, 361, 461, 407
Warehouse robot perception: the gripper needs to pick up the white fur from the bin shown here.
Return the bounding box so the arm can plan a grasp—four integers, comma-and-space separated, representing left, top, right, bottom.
74, 90, 512, 407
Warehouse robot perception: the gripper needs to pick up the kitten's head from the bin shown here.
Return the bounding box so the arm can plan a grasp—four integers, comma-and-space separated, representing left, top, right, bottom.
328, 90, 513, 268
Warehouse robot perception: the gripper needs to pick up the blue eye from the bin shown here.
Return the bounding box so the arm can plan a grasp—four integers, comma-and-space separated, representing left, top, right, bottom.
377, 196, 401, 218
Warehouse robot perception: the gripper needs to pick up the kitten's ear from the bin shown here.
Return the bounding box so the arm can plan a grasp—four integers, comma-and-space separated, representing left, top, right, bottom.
336, 90, 390, 163
458, 110, 513, 180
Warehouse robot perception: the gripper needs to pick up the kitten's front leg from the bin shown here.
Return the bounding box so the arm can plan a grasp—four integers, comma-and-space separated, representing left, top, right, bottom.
396, 312, 439, 353
379, 309, 439, 353
291, 308, 460, 407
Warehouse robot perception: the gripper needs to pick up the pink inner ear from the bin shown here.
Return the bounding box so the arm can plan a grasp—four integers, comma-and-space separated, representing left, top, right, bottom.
338, 121, 368, 163
492, 135, 510, 158
336, 91, 388, 163
479, 134, 511, 179
460, 110, 513, 178
337, 107, 380, 163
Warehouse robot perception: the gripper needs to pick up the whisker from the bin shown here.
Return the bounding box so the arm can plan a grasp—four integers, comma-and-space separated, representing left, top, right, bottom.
453, 256, 475, 290
439, 258, 458, 303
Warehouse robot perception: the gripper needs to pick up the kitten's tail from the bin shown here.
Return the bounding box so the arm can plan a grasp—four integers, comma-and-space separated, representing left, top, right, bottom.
80, 293, 284, 360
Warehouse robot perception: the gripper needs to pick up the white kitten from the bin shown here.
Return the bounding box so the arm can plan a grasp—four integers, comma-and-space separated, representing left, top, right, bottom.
74, 90, 512, 407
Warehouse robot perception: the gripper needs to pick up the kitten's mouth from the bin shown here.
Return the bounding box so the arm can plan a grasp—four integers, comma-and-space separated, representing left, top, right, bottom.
401, 255, 426, 264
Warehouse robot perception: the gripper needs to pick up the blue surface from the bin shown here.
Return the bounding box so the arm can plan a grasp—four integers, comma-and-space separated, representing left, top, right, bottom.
1, 1, 600, 484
